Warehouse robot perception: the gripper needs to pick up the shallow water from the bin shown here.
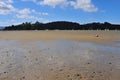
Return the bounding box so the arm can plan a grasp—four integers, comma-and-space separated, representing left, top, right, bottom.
0, 40, 120, 80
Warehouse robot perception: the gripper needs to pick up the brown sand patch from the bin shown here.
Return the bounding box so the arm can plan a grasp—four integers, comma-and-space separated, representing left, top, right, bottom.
0, 30, 120, 44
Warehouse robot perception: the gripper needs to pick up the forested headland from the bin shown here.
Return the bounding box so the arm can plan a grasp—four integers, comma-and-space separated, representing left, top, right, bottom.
3, 21, 120, 30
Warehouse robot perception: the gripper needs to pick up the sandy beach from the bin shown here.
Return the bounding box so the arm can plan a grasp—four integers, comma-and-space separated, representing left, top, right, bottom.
0, 30, 120, 43
0, 30, 120, 80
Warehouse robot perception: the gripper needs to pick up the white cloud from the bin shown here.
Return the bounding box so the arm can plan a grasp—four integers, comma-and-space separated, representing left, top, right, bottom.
21, 0, 36, 3
40, 0, 68, 8
18, 8, 31, 15
35, 0, 97, 12
8, 0, 13, 3
31, 9, 49, 16
70, 0, 98, 12
0, 0, 13, 3
16, 8, 35, 19
21, 0, 68, 7
21, 0, 98, 12
0, 0, 15, 15
16, 8, 49, 20
16, 14, 36, 19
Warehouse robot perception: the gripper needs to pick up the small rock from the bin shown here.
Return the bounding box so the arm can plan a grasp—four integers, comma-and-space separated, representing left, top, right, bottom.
4, 72, 8, 74
93, 72, 96, 74
109, 62, 112, 64
67, 75, 70, 77
95, 34, 99, 37
59, 69, 63, 71
50, 69, 53, 71
91, 76, 94, 78
87, 62, 90, 64
20, 76, 25, 80
22, 76, 25, 79
76, 74, 80, 76
35, 58, 38, 61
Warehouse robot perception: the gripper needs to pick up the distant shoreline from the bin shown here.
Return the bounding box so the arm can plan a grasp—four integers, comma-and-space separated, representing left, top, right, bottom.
3, 21, 120, 30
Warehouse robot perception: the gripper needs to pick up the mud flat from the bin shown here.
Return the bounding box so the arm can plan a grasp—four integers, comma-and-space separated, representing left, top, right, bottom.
0, 30, 120, 44
0, 31, 120, 80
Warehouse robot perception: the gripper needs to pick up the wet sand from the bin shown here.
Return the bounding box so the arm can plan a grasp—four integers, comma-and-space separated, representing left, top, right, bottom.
0, 31, 120, 80
0, 30, 120, 44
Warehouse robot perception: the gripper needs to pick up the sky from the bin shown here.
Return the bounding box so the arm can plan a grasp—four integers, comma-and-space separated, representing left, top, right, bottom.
0, 0, 120, 26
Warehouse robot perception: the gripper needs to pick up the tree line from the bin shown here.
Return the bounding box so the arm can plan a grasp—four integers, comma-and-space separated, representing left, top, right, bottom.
3, 21, 120, 30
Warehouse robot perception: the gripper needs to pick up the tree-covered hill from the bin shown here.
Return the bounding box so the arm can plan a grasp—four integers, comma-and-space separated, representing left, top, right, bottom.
3, 21, 120, 30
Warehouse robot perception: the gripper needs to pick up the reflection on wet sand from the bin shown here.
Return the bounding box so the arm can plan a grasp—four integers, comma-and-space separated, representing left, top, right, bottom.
0, 40, 120, 80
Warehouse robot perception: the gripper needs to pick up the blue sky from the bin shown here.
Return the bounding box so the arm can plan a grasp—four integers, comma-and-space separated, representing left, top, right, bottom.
0, 0, 120, 26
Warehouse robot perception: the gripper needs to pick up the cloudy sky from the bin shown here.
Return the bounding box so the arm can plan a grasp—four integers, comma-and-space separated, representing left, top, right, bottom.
0, 0, 119, 26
